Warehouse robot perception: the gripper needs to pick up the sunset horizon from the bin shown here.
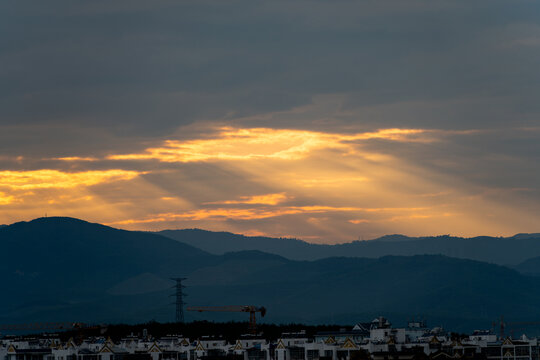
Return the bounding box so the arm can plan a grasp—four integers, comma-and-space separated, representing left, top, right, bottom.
4, 1, 540, 351
1, 121, 539, 243
2, 2, 540, 243
3, 215, 539, 245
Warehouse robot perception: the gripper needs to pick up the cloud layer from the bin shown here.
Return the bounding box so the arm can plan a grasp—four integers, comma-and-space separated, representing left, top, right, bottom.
0, 0, 539, 242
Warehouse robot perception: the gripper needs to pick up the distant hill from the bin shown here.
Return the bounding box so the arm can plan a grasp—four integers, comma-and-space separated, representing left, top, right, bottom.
0, 217, 215, 324
158, 228, 312, 259
159, 229, 540, 265
515, 256, 540, 276
369, 234, 418, 242
3, 217, 540, 333
513, 233, 540, 240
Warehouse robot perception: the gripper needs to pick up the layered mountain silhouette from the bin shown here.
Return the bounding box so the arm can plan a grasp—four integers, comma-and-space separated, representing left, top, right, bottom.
515, 257, 540, 276
3, 217, 540, 333
159, 229, 540, 265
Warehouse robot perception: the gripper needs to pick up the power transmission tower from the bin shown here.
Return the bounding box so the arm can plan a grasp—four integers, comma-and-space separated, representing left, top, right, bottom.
171, 278, 187, 323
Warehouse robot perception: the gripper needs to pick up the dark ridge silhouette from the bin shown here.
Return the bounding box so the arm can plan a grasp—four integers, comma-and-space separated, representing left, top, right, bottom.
513, 233, 540, 240
51, 321, 344, 343
158, 229, 540, 265
515, 256, 540, 276
3, 217, 540, 333
0, 217, 215, 320
158, 228, 311, 257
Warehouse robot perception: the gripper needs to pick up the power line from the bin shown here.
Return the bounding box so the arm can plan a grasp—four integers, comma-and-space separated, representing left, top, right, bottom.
171, 278, 187, 323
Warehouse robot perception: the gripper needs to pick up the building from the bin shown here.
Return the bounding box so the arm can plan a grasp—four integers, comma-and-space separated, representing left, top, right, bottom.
2, 318, 540, 360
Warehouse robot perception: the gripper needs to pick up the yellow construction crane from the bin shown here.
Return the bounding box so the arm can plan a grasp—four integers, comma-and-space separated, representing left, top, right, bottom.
187, 305, 266, 334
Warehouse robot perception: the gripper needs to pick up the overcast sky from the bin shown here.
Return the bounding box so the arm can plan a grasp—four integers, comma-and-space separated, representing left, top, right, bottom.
1, 0, 539, 242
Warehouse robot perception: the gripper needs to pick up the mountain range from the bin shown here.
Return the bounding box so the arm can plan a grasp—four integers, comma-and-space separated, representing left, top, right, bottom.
158, 229, 540, 266
3, 217, 540, 334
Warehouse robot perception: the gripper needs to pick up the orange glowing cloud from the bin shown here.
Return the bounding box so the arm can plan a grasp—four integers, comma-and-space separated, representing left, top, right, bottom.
2, 120, 525, 242
205, 192, 289, 205
348, 219, 371, 224
293, 176, 369, 188
109, 205, 431, 225
353, 128, 428, 141
53, 156, 98, 162
0, 192, 16, 205
0, 169, 140, 190
107, 127, 431, 163
387, 212, 456, 222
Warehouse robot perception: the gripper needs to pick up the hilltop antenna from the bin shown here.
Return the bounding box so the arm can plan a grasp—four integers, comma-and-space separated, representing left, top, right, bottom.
171, 278, 187, 323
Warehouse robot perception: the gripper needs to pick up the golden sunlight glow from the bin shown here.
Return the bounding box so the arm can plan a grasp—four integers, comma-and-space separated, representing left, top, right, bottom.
0, 192, 16, 205
348, 219, 371, 224
1, 124, 535, 242
107, 127, 430, 163
205, 193, 289, 205
0, 169, 140, 190
108, 205, 431, 225
53, 156, 98, 161
293, 176, 369, 188
354, 128, 427, 141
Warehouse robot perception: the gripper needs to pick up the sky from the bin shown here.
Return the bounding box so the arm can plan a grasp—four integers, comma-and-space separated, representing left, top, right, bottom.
0, 0, 539, 243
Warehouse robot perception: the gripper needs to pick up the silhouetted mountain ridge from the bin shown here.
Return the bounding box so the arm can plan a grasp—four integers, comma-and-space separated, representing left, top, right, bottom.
158, 229, 540, 265
3, 217, 540, 333
513, 233, 540, 240
515, 256, 540, 276
369, 234, 422, 242
0, 217, 215, 317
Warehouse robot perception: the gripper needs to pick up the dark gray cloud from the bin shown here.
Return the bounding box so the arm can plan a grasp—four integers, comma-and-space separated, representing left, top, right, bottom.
1, 0, 539, 240
2, 0, 539, 138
